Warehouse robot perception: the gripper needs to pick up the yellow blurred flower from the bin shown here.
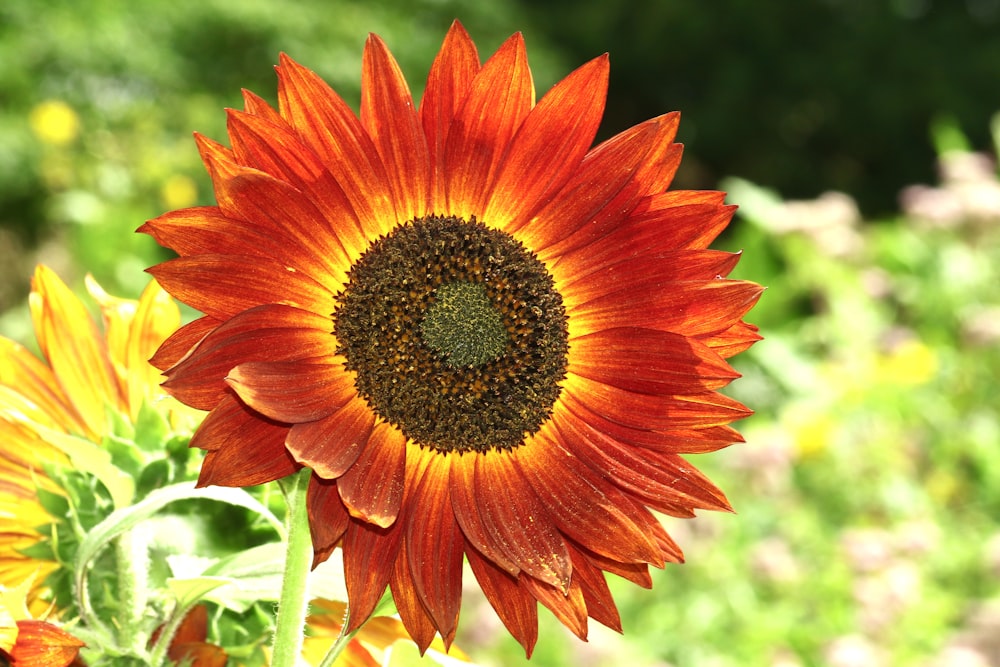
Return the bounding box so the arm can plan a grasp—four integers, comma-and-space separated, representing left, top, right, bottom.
160, 174, 199, 210
0, 266, 186, 611
781, 402, 835, 459
302, 599, 471, 667
28, 101, 81, 147
876, 339, 939, 387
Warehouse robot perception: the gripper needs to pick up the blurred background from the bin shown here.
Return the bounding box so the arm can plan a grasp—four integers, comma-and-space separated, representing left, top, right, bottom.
2, 1, 999, 665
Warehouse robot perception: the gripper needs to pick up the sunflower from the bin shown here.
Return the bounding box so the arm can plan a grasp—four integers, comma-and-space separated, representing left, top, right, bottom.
141, 20, 762, 655
0, 266, 183, 611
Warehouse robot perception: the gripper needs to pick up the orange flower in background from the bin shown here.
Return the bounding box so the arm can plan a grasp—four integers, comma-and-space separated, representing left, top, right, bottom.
141, 20, 761, 655
1, 577, 84, 667
0, 267, 183, 610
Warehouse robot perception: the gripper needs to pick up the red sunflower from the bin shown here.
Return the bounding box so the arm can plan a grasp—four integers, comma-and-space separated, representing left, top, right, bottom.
140, 20, 761, 655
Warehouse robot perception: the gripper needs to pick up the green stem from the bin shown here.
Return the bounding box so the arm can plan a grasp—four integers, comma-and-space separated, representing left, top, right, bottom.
270, 468, 315, 667
115, 525, 150, 657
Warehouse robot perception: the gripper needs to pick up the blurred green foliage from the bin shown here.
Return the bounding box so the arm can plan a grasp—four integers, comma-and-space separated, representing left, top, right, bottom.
2, 2, 999, 666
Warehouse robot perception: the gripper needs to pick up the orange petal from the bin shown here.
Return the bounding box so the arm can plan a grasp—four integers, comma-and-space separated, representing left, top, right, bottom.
521, 574, 588, 640
442, 32, 533, 219
465, 545, 538, 656
419, 20, 480, 209
285, 395, 376, 479
568, 327, 739, 395
553, 409, 732, 516
515, 433, 662, 566
276, 53, 395, 240
29, 265, 122, 438
568, 546, 621, 632
241, 88, 283, 124
449, 453, 520, 576
699, 320, 763, 358
405, 452, 464, 643
568, 279, 764, 340
149, 254, 329, 321
361, 34, 431, 222
559, 248, 743, 297
149, 315, 219, 372
471, 451, 571, 590
306, 474, 350, 566
192, 396, 298, 487
139, 206, 277, 258
520, 122, 658, 258
164, 305, 334, 411
389, 535, 439, 654
226, 360, 352, 423
342, 516, 403, 633
485, 54, 609, 232
6, 620, 84, 667
564, 376, 752, 431
337, 421, 406, 528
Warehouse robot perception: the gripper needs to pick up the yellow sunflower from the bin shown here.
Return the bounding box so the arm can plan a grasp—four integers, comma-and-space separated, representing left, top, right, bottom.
0, 266, 182, 610
141, 20, 762, 655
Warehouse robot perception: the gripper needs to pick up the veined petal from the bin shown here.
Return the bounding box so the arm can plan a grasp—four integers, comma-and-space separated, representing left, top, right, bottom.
29, 266, 122, 438
0, 338, 86, 435
569, 327, 739, 395
521, 574, 588, 640
193, 396, 298, 487
515, 433, 663, 566
568, 545, 622, 632
226, 360, 352, 423
464, 546, 538, 656
148, 254, 330, 321
405, 452, 464, 643
337, 421, 406, 528
164, 305, 334, 411
361, 34, 432, 222
276, 53, 395, 240
285, 395, 376, 479
342, 516, 403, 633
443, 32, 533, 219
306, 474, 351, 566
419, 20, 480, 209
484, 54, 609, 231
564, 375, 752, 431
149, 316, 219, 372
389, 536, 439, 654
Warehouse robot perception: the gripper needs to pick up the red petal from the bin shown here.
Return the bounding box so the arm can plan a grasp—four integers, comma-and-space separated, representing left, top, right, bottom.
389, 536, 439, 654
631, 191, 735, 249
514, 433, 662, 566
139, 206, 272, 258
276, 53, 395, 240
559, 248, 743, 298
205, 164, 353, 291
699, 320, 763, 358
226, 108, 371, 260
306, 474, 350, 566
471, 451, 571, 589
558, 392, 745, 454
569, 279, 764, 339
465, 545, 538, 657
148, 254, 329, 321
337, 421, 406, 528
194, 401, 299, 488
241, 88, 283, 123
568, 546, 622, 632
569, 327, 739, 395
525, 120, 661, 259
163, 305, 334, 411
419, 20, 480, 208
285, 395, 376, 479
443, 32, 533, 219
8, 620, 84, 667
361, 34, 431, 222
405, 452, 464, 643
226, 360, 352, 423
485, 54, 609, 231
553, 408, 732, 516
570, 539, 653, 588
449, 453, 520, 576
564, 375, 752, 431
149, 316, 219, 371
521, 574, 588, 640
342, 516, 403, 633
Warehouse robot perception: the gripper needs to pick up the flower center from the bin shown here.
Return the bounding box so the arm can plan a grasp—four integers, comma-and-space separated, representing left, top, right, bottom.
333, 215, 568, 454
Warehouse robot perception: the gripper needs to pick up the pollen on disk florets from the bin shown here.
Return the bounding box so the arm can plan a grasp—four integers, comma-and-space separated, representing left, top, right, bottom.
333, 215, 568, 453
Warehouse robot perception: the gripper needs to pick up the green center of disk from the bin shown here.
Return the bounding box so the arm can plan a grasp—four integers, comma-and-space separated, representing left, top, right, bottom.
421, 281, 508, 367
